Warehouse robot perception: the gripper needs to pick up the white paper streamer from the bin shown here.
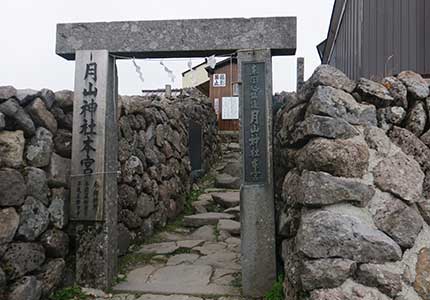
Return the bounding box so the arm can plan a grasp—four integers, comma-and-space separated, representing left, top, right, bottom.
132, 57, 145, 83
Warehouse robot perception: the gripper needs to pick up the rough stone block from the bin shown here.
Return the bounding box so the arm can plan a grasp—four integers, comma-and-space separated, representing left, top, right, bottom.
56, 17, 297, 60
25, 97, 58, 133
47, 153, 70, 187
0, 130, 25, 167
0, 168, 27, 206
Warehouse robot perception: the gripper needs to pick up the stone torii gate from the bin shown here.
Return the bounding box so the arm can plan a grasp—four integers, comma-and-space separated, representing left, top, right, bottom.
56, 17, 296, 297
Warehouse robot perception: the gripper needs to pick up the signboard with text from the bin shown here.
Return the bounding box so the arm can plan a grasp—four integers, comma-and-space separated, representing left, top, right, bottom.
242, 62, 267, 184
70, 50, 109, 221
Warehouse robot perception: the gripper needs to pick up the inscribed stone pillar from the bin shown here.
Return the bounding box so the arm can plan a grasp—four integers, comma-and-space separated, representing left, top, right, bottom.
297, 57, 305, 91
70, 50, 118, 289
238, 49, 276, 297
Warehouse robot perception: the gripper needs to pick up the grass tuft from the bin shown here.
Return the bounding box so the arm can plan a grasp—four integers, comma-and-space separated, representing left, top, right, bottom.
49, 286, 89, 300
264, 276, 285, 300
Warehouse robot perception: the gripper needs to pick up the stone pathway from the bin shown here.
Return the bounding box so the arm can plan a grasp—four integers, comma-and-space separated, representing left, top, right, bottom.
110, 142, 244, 300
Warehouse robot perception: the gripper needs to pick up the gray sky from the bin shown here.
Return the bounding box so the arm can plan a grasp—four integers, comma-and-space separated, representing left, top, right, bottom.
0, 0, 334, 95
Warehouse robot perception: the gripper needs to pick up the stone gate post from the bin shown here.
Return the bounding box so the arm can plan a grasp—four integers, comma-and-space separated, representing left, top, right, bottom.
238, 49, 276, 297
70, 50, 118, 289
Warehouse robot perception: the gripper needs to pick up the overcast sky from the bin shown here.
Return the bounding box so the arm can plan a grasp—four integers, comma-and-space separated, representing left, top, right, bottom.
0, 0, 334, 95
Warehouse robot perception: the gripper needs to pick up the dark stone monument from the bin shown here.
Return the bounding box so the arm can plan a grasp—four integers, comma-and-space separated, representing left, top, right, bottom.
238, 49, 276, 297
189, 120, 203, 180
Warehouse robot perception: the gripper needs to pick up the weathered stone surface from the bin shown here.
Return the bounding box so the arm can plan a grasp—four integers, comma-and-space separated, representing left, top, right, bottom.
306, 86, 377, 126
137, 295, 202, 300
289, 115, 359, 145
8, 276, 42, 300
17, 197, 50, 241
26, 127, 53, 167
166, 253, 200, 266
357, 78, 394, 108
377, 106, 407, 131
285, 170, 375, 207
215, 174, 240, 189
36, 258, 65, 297
309, 279, 392, 300
389, 126, 430, 172
0, 85, 16, 100
368, 191, 423, 248
222, 161, 240, 178
50, 105, 73, 130
418, 200, 430, 225
0, 130, 25, 167
57, 17, 296, 59
139, 242, 179, 255
54, 90, 74, 111
373, 151, 424, 203
356, 263, 402, 297
211, 192, 240, 208
0, 168, 26, 206
2, 242, 45, 279
48, 188, 69, 229
40, 229, 69, 258
297, 210, 402, 263
0, 208, 19, 244
414, 248, 430, 300
0, 99, 35, 136
47, 153, 70, 187
276, 103, 307, 145
300, 259, 356, 291
406, 102, 427, 136
382, 76, 408, 108
53, 129, 72, 157
189, 225, 216, 242
25, 98, 57, 133
25, 167, 49, 206
300, 65, 356, 100
364, 126, 392, 156
184, 213, 235, 227
120, 209, 142, 229
217, 219, 240, 235
15, 89, 39, 105
294, 138, 369, 178
118, 184, 138, 210
0, 267, 5, 292
420, 130, 430, 147
118, 223, 131, 256
0, 112, 5, 130
398, 71, 430, 99
38, 88, 56, 109
135, 193, 156, 218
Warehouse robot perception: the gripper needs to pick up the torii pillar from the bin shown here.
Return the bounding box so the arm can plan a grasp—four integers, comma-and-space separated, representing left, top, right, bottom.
56, 17, 296, 296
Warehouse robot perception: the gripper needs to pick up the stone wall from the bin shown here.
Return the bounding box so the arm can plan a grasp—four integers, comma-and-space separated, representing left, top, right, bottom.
116, 88, 220, 250
0, 86, 219, 298
274, 66, 430, 300
0, 87, 72, 299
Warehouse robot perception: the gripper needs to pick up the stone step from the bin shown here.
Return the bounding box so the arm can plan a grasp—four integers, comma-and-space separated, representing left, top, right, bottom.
217, 219, 240, 236
224, 206, 240, 221
211, 192, 240, 208
114, 264, 240, 296
215, 174, 240, 189
183, 213, 235, 227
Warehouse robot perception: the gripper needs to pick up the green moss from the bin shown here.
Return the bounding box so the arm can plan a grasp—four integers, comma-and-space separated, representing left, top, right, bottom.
264, 276, 285, 300
118, 252, 156, 274
231, 273, 242, 288
49, 286, 89, 300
